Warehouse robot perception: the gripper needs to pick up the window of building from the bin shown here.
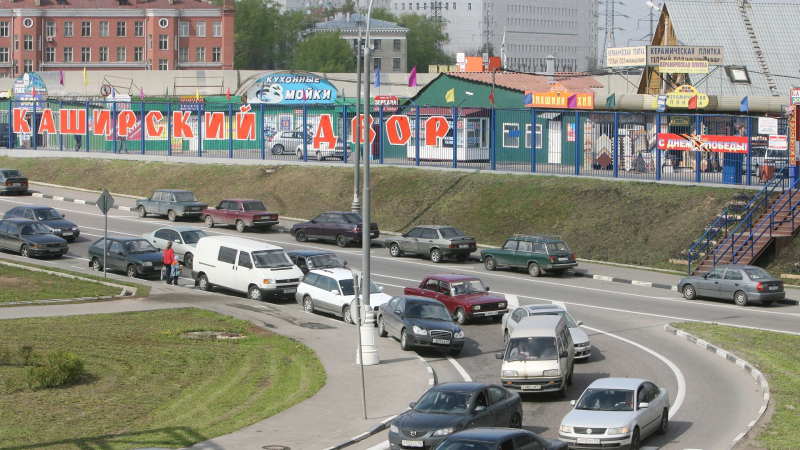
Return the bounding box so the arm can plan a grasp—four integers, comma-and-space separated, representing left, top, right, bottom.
0, 22, 8, 38
373, 39, 381, 51
117, 21, 126, 37
179, 21, 189, 37
212, 47, 221, 62
196, 47, 205, 62
134, 21, 144, 37
158, 59, 168, 70
99, 21, 109, 37
134, 46, 143, 62
0, 48, 8, 63
117, 46, 126, 62
393, 57, 401, 70
159, 35, 168, 50
196, 21, 206, 37
212, 21, 222, 37
45, 47, 55, 62
179, 47, 188, 63
23, 60, 32, 73
468, 3, 471, 9
46, 22, 56, 38
81, 47, 91, 62
81, 21, 91, 37
503, 123, 520, 147
99, 46, 108, 62
393, 39, 401, 51
63, 47, 73, 62
373, 57, 381, 70
23, 36, 32, 51
64, 21, 73, 37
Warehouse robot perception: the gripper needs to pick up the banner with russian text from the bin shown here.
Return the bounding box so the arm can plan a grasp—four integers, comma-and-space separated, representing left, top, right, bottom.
657, 133, 749, 153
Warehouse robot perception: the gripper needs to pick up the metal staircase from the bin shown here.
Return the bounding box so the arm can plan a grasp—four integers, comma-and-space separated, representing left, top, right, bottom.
738, 0, 778, 96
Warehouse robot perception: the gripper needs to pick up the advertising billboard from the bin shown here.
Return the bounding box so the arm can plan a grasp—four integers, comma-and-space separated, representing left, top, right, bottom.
605, 46, 647, 67
247, 73, 337, 105
647, 46, 724, 66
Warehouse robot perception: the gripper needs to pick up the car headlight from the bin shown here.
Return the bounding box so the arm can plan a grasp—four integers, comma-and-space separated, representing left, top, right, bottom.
498, 302, 506, 308
433, 427, 455, 436
502, 370, 518, 377
298, 275, 305, 282
576, 342, 590, 347
543, 369, 559, 376
412, 326, 427, 336
560, 425, 573, 433
607, 427, 628, 434
142, 261, 153, 267
454, 330, 464, 339
389, 424, 399, 434
473, 305, 481, 311
263, 279, 275, 285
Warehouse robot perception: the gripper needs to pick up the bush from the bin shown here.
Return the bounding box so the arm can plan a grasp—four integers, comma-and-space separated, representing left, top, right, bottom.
26, 351, 85, 389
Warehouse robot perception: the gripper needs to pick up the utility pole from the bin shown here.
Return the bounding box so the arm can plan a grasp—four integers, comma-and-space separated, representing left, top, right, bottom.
352, 14, 363, 213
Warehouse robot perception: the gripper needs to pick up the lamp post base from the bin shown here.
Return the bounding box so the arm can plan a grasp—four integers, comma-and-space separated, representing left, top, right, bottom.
351, 194, 361, 214
356, 307, 379, 366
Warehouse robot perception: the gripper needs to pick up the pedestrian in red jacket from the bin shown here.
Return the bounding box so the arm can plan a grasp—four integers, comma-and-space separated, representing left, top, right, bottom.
163, 242, 175, 284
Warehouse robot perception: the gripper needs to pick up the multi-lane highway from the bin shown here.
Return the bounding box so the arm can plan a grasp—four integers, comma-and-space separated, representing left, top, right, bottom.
3, 184, 799, 450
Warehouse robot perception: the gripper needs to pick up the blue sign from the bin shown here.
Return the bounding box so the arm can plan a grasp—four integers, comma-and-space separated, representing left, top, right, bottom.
18, 94, 43, 110
248, 74, 337, 105
13, 72, 48, 97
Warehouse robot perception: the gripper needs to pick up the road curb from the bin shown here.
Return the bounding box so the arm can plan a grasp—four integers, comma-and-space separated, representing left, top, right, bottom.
664, 324, 770, 450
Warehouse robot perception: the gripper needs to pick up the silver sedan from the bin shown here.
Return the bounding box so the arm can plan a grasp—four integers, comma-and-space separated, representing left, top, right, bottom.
559, 378, 669, 450
142, 226, 208, 269
502, 304, 591, 359
678, 264, 784, 306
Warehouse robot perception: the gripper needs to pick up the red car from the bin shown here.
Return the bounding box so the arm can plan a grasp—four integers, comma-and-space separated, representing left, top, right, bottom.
202, 199, 279, 233
404, 274, 508, 325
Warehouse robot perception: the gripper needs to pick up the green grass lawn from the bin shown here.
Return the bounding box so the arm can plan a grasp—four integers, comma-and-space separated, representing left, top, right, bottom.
0, 264, 122, 303
0, 309, 326, 450
673, 322, 800, 450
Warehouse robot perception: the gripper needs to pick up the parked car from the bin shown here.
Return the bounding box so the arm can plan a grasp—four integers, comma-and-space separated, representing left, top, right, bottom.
287, 250, 347, 274
388, 382, 523, 450
385, 225, 477, 263
295, 268, 391, 323
377, 295, 465, 355
404, 274, 507, 325
202, 199, 279, 232
480, 235, 577, 277
191, 235, 304, 301
558, 378, 669, 450
502, 304, 591, 360
0, 218, 68, 258
3, 205, 80, 242
0, 169, 28, 195
142, 226, 208, 268
268, 130, 310, 155
433, 428, 567, 450
88, 236, 163, 278
136, 190, 208, 222
290, 211, 379, 247
678, 264, 784, 306
295, 140, 348, 161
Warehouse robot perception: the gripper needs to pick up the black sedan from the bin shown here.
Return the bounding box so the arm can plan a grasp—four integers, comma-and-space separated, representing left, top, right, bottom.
290, 211, 379, 247
4, 205, 80, 242
389, 382, 523, 450
377, 296, 465, 356
0, 218, 68, 258
287, 249, 347, 274
433, 428, 567, 450
88, 236, 164, 278
0, 168, 28, 195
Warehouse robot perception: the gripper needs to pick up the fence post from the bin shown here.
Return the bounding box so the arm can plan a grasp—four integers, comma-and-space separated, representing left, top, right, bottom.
656, 113, 662, 181
452, 107, 458, 169
7, 98, 12, 149
140, 101, 145, 155
228, 103, 234, 159
415, 106, 420, 166
198, 105, 204, 158
342, 105, 348, 164
574, 111, 580, 176
85, 100, 90, 152
490, 108, 496, 171
613, 112, 619, 178
695, 114, 702, 183
167, 102, 172, 157
260, 104, 265, 160
58, 100, 63, 151
531, 109, 536, 173
379, 105, 384, 164
112, 101, 118, 154
302, 105, 308, 162
31, 100, 37, 150
746, 117, 752, 186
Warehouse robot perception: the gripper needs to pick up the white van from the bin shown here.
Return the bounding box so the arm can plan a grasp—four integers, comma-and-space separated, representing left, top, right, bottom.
191, 235, 305, 301
495, 314, 575, 397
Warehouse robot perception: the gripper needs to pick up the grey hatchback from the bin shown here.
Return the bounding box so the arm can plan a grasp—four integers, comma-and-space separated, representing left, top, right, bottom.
678, 265, 784, 306
385, 225, 477, 263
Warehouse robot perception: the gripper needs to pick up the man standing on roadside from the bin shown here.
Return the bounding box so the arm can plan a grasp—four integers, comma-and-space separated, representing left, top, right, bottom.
163, 242, 175, 284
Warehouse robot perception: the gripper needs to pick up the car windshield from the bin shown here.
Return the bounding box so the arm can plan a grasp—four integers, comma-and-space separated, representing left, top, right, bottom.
406, 302, 452, 321
413, 391, 473, 415
242, 201, 267, 211
34, 209, 62, 220
180, 230, 208, 244
20, 223, 51, 235
439, 227, 466, 238
252, 249, 293, 268
342, 213, 362, 223
173, 192, 197, 202
505, 337, 557, 361
451, 279, 486, 295
125, 240, 158, 253
307, 254, 345, 269
547, 242, 570, 253
743, 267, 772, 280
339, 279, 381, 296
531, 311, 577, 328
436, 442, 493, 450
1, 170, 22, 178
575, 388, 635, 412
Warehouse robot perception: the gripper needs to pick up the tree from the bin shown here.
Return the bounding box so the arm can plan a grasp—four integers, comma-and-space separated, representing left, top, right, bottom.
291, 31, 357, 73
397, 14, 454, 69
370, 7, 397, 22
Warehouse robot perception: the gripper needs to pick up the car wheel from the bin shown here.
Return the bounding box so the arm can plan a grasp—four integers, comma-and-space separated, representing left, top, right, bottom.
127, 264, 138, 278
303, 296, 315, 313
236, 220, 246, 233
454, 308, 467, 325
378, 317, 388, 337
657, 409, 669, 435
198, 274, 211, 291
682, 284, 697, 300
631, 428, 641, 450
204, 215, 215, 228
400, 329, 412, 351
762, 300, 774, 306
184, 252, 194, 269
484, 256, 496, 271
508, 413, 522, 429
528, 262, 541, 277
92, 257, 103, 272
343, 305, 353, 324
295, 230, 308, 242
20, 244, 30, 258
336, 234, 348, 248
456, 254, 468, 263
389, 243, 402, 257
248, 285, 262, 301
734, 290, 748, 306
504, 329, 510, 344
296, 148, 304, 159
557, 380, 567, 398
138, 206, 147, 218
567, 363, 574, 386
430, 248, 442, 263
168, 210, 177, 222
271, 144, 284, 155
316, 151, 323, 161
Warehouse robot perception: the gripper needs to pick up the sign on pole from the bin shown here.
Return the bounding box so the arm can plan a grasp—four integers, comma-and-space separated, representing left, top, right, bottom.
791, 88, 800, 106
658, 60, 709, 74
646, 46, 724, 66
758, 117, 779, 135
768, 135, 788, 151
605, 46, 647, 67
97, 190, 114, 278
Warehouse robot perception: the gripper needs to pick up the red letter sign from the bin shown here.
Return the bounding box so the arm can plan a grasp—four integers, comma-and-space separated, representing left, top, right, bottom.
172, 111, 194, 139
350, 114, 376, 144
117, 110, 136, 138
93, 110, 112, 136
204, 112, 225, 140
235, 105, 256, 140
145, 111, 164, 138
386, 115, 412, 145
425, 116, 450, 146
12, 108, 30, 134
313, 114, 338, 150
37, 109, 56, 134
59, 109, 87, 135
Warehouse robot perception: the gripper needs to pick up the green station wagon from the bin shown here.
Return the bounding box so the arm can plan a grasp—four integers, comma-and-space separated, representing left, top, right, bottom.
480, 235, 577, 277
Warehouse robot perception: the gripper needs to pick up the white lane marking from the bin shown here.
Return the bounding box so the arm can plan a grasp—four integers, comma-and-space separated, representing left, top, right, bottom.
446, 354, 472, 382
70, 265, 87, 270
79, 226, 140, 237
363, 441, 389, 450
584, 324, 685, 420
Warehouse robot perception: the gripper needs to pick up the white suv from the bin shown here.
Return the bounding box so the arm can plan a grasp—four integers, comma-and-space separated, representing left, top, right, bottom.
295, 268, 392, 324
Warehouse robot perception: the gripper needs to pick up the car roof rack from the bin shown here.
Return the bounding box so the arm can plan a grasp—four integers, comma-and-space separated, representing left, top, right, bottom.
512, 234, 563, 241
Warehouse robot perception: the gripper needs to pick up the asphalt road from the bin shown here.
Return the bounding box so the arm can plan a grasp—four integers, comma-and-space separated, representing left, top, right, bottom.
3, 184, 799, 450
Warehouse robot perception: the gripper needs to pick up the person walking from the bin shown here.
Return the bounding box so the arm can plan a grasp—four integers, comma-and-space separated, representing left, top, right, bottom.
163, 242, 175, 284
170, 258, 181, 286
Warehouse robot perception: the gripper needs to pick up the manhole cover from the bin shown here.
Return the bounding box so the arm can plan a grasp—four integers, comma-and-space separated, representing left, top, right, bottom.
180, 331, 247, 341
263, 446, 291, 450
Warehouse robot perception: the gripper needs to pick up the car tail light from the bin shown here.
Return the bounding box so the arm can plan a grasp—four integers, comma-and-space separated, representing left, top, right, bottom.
571, 254, 575, 260
450, 244, 458, 249
550, 255, 556, 263
3, 182, 8, 186
757, 282, 764, 291
354, 226, 361, 233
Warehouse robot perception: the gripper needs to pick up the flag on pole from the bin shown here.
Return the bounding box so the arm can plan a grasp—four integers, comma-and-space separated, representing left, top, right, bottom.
445, 88, 455, 103
688, 95, 698, 110
567, 94, 577, 109
740, 96, 749, 112
32, 87, 36, 98
140, 87, 144, 100
195, 87, 200, 100
83, 67, 88, 86
6, 87, 10, 98
489, 90, 494, 106
374, 66, 380, 88
165, 87, 169, 97
523, 92, 533, 105
606, 93, 616, 109
501, 27, 507, 68
409, 66, 417, 87
112, 87, 115, 99
59, 69, 64, 86
226, 87, 231, 100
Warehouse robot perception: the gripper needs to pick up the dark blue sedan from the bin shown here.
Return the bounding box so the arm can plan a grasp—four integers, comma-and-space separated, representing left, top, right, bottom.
4, 205, 80, 242
433, 428, 567, 450
0, 218, 68, 258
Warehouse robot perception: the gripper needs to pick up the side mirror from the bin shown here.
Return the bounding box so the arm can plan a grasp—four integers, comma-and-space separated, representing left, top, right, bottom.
559, 350, 568, 358
569, 400, 576, 406
702, 274, 708, 279
409, 402, 416, 409
174, 240, 181, 243
638, 402, 649, 409
61, 214, 65, 218
474, 406, 486, 413
495, 352, 503, 359
310, 219, 317, 224
485, 286, 490, 292
331, 289, 339, 295
343, 260, 348, 266
379, 286, 384, 291
576, 321, 584, 326
117, 251, 125, 256
401, 233, 407, 237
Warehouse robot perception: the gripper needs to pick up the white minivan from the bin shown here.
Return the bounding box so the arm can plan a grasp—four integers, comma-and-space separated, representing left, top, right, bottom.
495, 314, 575, 397
191, 235, 304, 301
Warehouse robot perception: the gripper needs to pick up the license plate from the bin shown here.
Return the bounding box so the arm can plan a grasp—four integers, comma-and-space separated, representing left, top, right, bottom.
769, 285, 779, 291
520, 384, 541, 390
371, 232, 378, 237
12, 183, 21, 186
484, 311, 499, 316
460, 244, 471, 248
577, 438, 600, 444
284, 288, 296, 294
432, 338, 450, 345
401, 440, 423, 448
559, 257, 569, 262
62, 231, 73, 236
49, 249, 60, 252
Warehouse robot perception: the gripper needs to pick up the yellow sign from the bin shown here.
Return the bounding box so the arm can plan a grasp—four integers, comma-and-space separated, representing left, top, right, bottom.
665, 85, 709, 109
524, 83, 594, 110
428, 65, 439, 73
659, 60, 709, 74
669, 115, 691, 126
